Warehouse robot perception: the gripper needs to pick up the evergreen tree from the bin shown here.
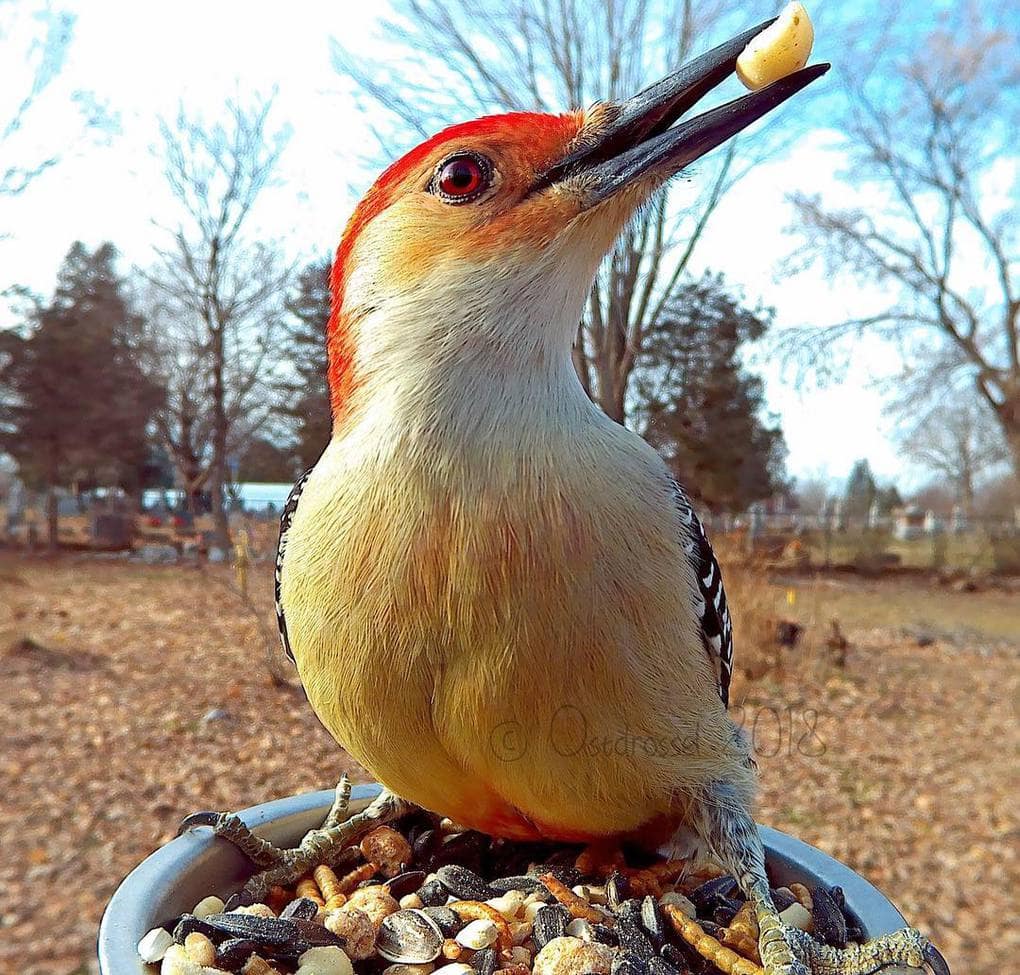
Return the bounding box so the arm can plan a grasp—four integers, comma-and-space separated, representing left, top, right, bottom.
844, 459, 878, 521
280, 258, 331, 470
634, 273, 786, 513
0, 242, 163, 545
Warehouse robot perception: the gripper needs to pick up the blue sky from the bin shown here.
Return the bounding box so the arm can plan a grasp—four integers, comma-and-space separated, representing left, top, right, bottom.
2, 0, 991, 491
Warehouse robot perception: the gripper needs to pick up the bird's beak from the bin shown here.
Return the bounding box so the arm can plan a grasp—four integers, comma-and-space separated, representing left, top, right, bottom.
542, 20, 829, 208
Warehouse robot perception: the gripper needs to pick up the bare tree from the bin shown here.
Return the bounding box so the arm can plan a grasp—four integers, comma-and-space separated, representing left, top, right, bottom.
902, 397, 1006, 512
0, 2, 111, 199
331, 0, 811, 424
148, 96, 293, 545
787, 10, 1020, 477
794, 475, 831, 518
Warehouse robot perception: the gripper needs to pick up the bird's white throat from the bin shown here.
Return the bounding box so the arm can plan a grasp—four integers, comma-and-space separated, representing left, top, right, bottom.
340, 243, 605, 452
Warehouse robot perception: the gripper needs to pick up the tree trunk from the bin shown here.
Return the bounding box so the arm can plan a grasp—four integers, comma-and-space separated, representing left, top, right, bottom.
993, 388, 1020, 482
209, 319, 232, 549
1005, 424, 1020, 483
46, 488, 59, 550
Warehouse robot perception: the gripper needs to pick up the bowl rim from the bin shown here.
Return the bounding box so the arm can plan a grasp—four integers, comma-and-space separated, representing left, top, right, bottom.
98, 784, 906, 972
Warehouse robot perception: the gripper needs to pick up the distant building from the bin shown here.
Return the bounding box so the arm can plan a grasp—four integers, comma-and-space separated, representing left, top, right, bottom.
893, 504, 925, 541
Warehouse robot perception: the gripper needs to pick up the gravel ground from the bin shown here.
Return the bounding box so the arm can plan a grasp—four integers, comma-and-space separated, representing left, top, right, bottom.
1, 554, 1016, 975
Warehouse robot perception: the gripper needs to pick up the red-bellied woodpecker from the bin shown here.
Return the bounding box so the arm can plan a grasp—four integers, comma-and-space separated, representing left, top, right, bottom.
183, 18, 947, 975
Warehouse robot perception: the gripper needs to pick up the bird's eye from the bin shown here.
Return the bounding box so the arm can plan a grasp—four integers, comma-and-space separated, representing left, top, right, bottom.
433, 153, 491, 203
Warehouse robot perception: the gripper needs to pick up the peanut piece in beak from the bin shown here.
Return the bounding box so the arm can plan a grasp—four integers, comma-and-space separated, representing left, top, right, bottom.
736, 2, 814, 91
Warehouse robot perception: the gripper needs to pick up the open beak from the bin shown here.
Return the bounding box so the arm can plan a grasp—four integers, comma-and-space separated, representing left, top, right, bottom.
543, 20, 829, 207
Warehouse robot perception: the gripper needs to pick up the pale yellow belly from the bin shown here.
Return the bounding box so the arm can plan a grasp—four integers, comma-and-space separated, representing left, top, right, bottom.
280, 435, 734, 839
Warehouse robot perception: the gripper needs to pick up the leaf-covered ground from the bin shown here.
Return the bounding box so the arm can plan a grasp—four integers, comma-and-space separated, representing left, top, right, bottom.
1, 555, 1016, 975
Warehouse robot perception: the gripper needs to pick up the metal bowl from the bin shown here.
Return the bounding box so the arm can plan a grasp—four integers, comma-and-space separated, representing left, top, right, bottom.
99, 784, 907, 973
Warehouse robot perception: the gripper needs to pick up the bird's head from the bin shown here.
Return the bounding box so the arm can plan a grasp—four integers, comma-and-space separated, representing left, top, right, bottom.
328, 21, 827, 424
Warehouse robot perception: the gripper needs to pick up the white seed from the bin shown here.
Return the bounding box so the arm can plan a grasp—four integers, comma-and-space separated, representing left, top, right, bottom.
296, 945, 355, 975
565, 918, 594, 941
779, 901, 814, 933
431, 964, 474, 975
455, 918, 499, 950
400, 893, 425, 910
570, 885, 591, 901
486, 890, 526, 918
159, 944, 205, 975
585, 886, 608, 906
137, 927, 175, 963
184, 931, 216, 967
735, 1, 814, 91
192, 895, 226, 918
658, 892, 696, 918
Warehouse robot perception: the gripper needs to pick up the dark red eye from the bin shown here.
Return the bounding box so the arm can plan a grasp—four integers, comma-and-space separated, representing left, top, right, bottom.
434, 153, 490, 202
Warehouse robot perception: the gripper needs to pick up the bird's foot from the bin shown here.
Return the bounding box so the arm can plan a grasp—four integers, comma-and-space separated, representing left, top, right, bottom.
178, 776, 415, 902
754, 896, 949, 975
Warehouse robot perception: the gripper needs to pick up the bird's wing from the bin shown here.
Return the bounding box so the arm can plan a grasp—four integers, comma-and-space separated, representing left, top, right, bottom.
275, 467, 313, 663
668, 478, 734, 707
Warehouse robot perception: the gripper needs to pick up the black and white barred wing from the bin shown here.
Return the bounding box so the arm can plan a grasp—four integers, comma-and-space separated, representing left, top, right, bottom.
275, 467, 313, 663
669, 478, 734, 708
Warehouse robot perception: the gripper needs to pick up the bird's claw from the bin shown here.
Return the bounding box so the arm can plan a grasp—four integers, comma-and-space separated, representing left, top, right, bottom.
176, 810, 226, 835
923, 943, 951, 975
764, 923, 950, 975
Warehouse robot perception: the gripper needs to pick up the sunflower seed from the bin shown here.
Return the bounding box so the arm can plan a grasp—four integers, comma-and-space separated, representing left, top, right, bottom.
418, 879, 450, 907
376, 910, 445, 964
617, 917, 655, 960
647, 957, 683, 975
533, 904, 571, 948
388, 871, 428, 899
770, 887, 797, 913
281, 898, 321, 921
214, 938, 260, 970
531, 864, 584, 887
471, 947, 497, 975
172, 915, 224, 944
687, 877, 738, 918
639, 896, 666, 949
712, 898, 740, 927
436, 865, 495, 900
659, 943, 694, 975
612, 952, 649, 975
591, 923, 619, 946
606, 872, 630, 910
422, 906, 462, 936
489, 875, 545, 894
811, 887, 847, 947
292, 918, 347, 950
616, 898, 643, 922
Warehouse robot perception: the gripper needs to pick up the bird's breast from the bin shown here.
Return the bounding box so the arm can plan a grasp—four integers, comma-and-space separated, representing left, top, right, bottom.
280, 415, 721, 839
